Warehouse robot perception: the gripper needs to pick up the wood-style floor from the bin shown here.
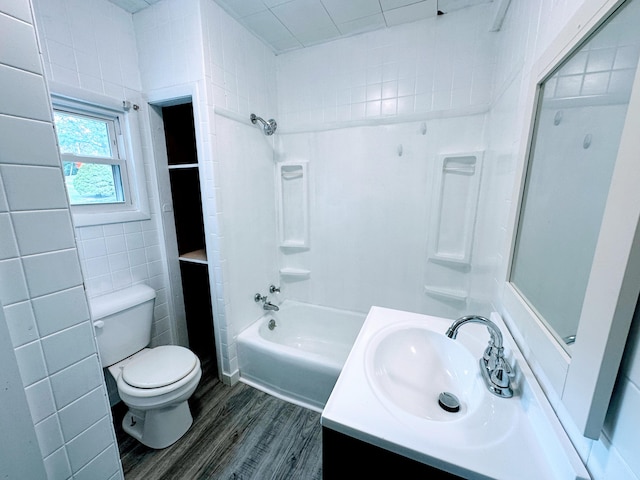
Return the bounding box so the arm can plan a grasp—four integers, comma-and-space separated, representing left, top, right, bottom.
113, 361, 323, 480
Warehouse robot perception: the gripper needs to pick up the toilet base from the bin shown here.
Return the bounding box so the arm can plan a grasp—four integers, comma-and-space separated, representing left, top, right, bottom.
122, 401, 193, 449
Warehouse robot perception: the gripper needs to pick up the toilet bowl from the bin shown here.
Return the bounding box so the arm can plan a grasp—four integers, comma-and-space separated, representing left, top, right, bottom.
90, 285, 202, 449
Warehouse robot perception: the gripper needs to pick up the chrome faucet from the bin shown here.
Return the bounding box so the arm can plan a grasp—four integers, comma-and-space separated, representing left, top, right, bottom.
254, 293, 279, 311
446, 315, 514, 398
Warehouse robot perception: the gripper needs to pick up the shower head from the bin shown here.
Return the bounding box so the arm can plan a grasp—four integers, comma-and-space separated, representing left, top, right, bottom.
250, 113, 277, 136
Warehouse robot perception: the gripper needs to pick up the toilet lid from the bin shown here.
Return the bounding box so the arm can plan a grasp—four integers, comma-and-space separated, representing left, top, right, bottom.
122, 346, 197, 389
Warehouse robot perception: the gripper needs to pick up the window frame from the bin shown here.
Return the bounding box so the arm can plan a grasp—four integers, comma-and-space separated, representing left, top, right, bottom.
51, 90, 150, 227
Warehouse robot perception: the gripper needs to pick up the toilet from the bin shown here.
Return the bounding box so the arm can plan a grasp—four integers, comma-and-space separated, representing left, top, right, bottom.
90, 284, 202, 449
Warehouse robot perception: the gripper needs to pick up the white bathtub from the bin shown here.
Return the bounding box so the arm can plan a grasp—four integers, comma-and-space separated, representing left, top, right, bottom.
237, 300, 366, 412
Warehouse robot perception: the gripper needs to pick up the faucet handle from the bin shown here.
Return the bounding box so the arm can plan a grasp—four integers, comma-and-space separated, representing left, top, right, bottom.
490, 357, 514, 390
254, 293, 267, 303
269, 284, 280, 294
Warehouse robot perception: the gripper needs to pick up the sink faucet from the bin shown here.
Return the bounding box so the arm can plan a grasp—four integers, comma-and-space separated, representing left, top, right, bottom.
446, 315, 514, 398
254, 293, 279, 311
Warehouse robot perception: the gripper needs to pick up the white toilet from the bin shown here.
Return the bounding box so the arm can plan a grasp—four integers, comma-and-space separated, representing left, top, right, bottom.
90, 284, 202, 449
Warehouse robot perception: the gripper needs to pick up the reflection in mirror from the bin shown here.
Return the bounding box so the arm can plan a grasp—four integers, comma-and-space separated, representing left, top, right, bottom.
510, 0, 640, 354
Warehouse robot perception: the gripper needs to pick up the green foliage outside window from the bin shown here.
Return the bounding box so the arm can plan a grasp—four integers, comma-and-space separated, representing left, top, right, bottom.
73, 163, 117, 198
54, 112, 112, 157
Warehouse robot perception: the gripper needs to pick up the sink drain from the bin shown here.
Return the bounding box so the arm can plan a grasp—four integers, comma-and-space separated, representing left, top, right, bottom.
438, 392, 460, 413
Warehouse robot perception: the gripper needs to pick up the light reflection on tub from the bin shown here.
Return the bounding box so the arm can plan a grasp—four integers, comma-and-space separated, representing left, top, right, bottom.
237, 300, 366, 412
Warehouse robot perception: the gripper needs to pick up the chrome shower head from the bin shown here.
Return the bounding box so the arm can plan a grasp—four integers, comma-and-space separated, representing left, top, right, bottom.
250, 113, 277, 136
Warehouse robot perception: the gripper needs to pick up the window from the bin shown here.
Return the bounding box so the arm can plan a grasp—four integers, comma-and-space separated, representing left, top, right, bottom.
53, 109, 128, 206
51, 92, 150, 226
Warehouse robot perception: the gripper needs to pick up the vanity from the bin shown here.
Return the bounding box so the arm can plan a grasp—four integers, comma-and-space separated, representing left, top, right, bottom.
321, 306, 590, 479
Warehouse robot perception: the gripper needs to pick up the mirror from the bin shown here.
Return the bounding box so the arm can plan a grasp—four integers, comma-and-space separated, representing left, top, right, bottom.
510, 0, 640, 354
502, 0, 640, 439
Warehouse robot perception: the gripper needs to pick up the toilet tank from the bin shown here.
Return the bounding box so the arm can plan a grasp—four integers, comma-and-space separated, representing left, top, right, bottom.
89, 284, 156, 367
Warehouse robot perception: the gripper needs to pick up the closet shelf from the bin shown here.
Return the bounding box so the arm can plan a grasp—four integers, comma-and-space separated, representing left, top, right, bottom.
279, 268, 311, 279
179, 249, 207, 264
168, 163, 199, 169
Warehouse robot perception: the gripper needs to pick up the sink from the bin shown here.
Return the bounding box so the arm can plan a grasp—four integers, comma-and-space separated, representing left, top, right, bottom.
365, 323, 482, 422
322, 308, 591, 479
363, 319, 517, 448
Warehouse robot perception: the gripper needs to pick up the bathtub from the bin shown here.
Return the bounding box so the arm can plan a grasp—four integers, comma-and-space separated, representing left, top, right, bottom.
237, 300, 366, 412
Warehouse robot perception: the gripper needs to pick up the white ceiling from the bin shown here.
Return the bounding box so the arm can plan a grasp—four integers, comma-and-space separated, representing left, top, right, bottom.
108, 0, 492, 54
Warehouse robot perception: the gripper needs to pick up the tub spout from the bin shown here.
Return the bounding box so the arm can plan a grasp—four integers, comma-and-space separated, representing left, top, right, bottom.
263, 301, 279, 311
254, 293, 279, 311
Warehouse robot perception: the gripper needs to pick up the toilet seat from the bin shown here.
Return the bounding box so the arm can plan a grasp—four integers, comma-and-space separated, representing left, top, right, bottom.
123, 345, 197, 388
114, 347, 201, 399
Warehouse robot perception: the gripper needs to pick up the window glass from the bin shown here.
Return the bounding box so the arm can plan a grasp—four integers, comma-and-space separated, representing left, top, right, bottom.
53, 112, 113, 157
53, 109, 127, 206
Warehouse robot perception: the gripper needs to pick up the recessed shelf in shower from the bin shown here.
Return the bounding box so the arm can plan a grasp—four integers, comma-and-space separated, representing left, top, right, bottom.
277, 162, 309, 248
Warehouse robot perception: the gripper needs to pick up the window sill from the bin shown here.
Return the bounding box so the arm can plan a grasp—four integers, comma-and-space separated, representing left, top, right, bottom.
72, 207, 151, 227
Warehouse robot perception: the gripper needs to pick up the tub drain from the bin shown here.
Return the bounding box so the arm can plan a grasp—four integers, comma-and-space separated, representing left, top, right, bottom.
438, 392, 460, 413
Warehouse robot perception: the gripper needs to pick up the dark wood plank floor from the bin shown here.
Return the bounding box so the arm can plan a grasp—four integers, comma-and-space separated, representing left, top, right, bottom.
113, 361, 323, 480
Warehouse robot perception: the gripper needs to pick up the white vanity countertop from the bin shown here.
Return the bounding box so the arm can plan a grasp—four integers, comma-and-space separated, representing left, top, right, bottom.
321, 306, 590, 480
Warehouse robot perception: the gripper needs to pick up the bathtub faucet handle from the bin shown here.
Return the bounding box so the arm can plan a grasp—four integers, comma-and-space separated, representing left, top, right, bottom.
269, 285, 280, 294
254, 293, 267, 303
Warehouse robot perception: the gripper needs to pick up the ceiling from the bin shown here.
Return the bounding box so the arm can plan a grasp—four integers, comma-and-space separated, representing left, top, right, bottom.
109, 0, 492, 54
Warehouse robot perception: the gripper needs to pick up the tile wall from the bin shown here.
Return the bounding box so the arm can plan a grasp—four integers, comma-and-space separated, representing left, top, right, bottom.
483, 0, 640, 478
276, 3, 495, 132
32, 0, 175, 348
0, 1, 122, 478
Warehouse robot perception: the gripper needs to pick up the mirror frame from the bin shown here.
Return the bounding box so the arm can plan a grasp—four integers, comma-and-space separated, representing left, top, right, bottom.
500, 0, 640, 439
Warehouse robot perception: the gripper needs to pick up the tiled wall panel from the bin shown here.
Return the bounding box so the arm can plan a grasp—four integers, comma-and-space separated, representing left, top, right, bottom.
482, 1, 640, 479
32, 0, 175, 348
0, 1, 123, 478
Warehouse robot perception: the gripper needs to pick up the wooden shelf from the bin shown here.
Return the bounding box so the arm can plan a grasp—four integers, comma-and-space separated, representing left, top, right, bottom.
179, 249, 207, 264
168, 163, 199, 169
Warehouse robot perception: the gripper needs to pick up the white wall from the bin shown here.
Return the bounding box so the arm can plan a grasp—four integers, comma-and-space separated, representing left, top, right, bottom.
133, 0, 279, 380
32, 0, 176, 348
272, 4, 495, 319
277, 4, 495, 131
483, 0, 640, 478
0, 1, 122, 478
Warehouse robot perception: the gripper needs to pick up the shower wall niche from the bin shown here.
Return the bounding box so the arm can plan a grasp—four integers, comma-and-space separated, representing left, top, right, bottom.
277, 161, 311, 281
277, 162, 309, 248
424, 152, 484, 305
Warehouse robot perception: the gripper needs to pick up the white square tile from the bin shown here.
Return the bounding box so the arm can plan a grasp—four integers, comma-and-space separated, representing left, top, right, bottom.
41, 322, 96, 374
0, 115, 60, 167
74, 444, 120, 480
0, 13, 41, 75
12, 210, 76, 256
66, 416, 115, 471
43, 447, 72, 480
50, 355, 104, 409
32, 286, 90, 337
87, 255, 112, 278
0, 0, 33, 23
0, 212, 18, 259
0, 64, 51, 121
4, 300, 38, 347
22, 249, 84, 298
587, 434, 636, 480
14, 340, 47, 386
605, 380, 640, 474
59, 387, 109, 441
0, 258, 29, 305
25, 378, 56, 423
82, 237, 108, 259
35, 414, 65, 457
0, 178, 7, 212
0, 165, 68, 211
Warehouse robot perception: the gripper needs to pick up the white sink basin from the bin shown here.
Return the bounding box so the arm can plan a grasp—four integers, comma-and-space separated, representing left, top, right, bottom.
365, 324, 482, 422
322, 308, 591, 479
